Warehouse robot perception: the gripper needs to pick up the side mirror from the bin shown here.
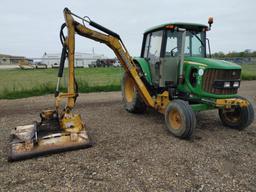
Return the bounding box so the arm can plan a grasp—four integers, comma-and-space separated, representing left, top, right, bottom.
208, 17, 213, 30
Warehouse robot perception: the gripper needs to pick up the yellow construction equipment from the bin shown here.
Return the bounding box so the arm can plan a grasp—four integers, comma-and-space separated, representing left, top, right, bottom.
18, 59, 34, 69
8, 8, 164, 161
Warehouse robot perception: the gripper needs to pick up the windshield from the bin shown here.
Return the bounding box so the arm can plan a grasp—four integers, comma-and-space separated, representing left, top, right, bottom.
165, 30, 206, 58
184, 31, 206, 57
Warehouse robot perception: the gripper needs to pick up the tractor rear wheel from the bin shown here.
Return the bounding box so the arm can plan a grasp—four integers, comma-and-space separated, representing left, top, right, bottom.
218, 99, 254, 130
121, 72, 147, 113
164, 100, 196, 139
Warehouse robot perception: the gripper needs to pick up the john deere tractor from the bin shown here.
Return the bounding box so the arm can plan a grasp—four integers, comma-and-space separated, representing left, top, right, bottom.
9, 10, 254, 162
122, 18, 254, 138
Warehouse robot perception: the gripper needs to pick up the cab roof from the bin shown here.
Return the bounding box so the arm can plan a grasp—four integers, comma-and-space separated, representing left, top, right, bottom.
144, 22, 208, 34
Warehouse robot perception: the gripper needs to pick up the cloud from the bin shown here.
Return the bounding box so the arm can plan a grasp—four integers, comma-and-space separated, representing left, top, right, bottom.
0, 0, 255, 57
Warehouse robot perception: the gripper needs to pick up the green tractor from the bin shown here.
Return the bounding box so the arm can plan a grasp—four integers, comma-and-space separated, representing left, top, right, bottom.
122, 18, 254, 138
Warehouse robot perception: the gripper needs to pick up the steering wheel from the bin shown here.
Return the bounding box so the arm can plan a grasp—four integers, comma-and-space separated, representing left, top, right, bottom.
170, 46, 178, 57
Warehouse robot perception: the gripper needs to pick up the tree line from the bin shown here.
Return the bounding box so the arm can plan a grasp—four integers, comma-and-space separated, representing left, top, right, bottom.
212, 50, 256, 58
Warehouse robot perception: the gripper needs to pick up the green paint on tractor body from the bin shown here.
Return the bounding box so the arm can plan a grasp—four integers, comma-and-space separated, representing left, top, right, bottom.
134, 56, 242, 102
134, 22, 243, 111
145, 22, 208, 33
133, 57, 152, 84
178, 56, 241, 99
184, 56, 241, 70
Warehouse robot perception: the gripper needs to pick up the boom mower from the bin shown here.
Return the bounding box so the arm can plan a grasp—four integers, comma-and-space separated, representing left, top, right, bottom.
8, 8, 254, 161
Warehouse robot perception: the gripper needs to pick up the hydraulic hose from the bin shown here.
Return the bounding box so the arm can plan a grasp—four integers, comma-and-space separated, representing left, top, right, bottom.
55, 23, 68, 97
56, 22, 79, 101
60, 23, 67, 46
89, 21, 120, 40
58, 44, 67, 78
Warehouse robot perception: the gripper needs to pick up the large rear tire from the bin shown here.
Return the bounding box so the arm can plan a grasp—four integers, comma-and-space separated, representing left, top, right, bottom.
219, 99, 254, 130
121, 72, 147, 113
164, 100, 196, 139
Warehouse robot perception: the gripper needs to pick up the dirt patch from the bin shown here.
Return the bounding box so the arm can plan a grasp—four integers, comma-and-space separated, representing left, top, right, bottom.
0, 81, 256, 192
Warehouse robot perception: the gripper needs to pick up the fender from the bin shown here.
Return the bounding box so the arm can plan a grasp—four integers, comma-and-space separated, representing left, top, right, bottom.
133, 57, 152, 85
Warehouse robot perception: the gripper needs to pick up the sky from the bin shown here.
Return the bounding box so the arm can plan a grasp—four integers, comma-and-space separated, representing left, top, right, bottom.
0, 0, 255, 58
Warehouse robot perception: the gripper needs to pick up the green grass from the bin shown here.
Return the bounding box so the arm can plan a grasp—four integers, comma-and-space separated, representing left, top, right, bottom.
0, 67, 123, 99
240, 64, 256, 80
0, 63, 255, 100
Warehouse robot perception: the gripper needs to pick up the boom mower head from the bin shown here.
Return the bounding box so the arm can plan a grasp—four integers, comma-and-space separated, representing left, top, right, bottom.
8, 9, 92, 162
9, 110, 91, 161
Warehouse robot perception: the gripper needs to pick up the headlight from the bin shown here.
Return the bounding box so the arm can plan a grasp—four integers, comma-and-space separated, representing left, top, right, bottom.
224, 82, 230, 88
198, 69, 204, 76
213, 80, 240, 89
233, 81, 240, 87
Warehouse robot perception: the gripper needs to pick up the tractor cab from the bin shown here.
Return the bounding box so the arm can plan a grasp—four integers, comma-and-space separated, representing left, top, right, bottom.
138, 20, 242, 100
141, 22, 209, 88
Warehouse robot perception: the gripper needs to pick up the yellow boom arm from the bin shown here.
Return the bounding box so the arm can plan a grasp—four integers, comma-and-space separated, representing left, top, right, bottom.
56, 8, 155, 113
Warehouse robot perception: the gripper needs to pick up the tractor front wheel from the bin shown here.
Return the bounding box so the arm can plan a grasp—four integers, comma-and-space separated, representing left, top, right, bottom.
121, 72, 147, 113
218, 100, 254, 130
164, 100, 196, 139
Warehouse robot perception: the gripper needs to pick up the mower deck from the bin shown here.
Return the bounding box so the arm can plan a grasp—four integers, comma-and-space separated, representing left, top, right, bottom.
8, 122, 92, 162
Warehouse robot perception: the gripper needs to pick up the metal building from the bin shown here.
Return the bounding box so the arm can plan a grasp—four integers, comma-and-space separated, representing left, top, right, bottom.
41, 52, 106, 68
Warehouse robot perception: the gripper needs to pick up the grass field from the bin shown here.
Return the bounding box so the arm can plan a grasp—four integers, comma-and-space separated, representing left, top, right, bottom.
0, 67, 123, 99
0, 64, 255, 99
240, 64, 256, 80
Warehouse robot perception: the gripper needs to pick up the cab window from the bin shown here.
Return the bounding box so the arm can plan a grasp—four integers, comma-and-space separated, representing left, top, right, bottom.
165, 31, 181, 57
145, 31, 163, 63
143, 34, 150, 58
184, 31, 206, 57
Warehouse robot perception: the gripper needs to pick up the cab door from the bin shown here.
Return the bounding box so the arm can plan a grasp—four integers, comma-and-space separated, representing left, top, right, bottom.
143, 30, 164, 87
160, 30, 181, 87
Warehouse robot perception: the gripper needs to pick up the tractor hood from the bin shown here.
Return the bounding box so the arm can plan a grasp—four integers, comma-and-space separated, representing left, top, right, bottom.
184, 56, 241, 70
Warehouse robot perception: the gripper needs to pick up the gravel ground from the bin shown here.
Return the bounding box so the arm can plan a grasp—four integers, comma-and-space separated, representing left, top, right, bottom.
0, 81, 255, 192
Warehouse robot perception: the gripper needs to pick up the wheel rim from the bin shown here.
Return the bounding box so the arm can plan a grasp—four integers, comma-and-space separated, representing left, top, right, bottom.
168, 109, 182, 129
124, 76, 135, 102
223, 108, 241, 123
